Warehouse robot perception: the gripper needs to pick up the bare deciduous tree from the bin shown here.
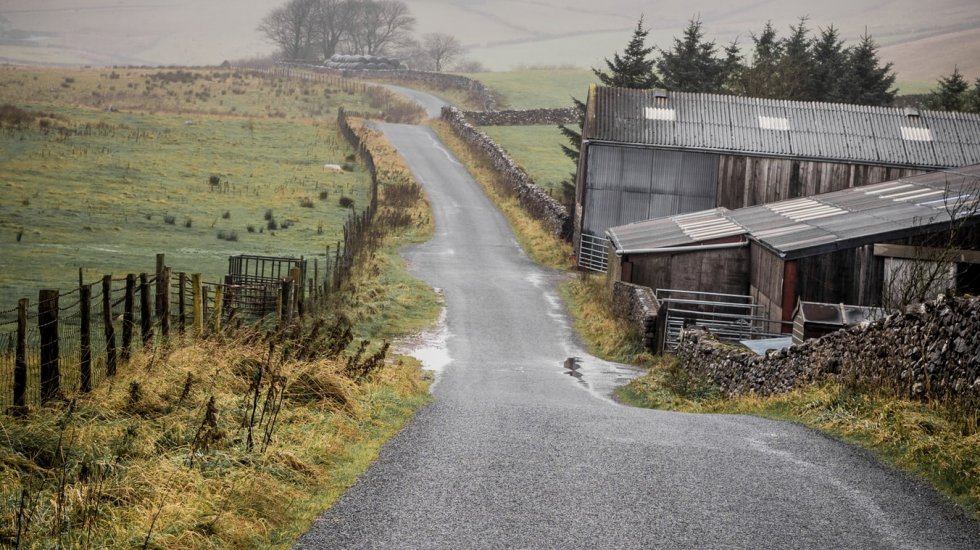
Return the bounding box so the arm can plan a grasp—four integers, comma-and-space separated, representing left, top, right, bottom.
312, 0, 357, 60
257, 0, 317, 61
420, 33, 466, 72
346, 0, 415, 56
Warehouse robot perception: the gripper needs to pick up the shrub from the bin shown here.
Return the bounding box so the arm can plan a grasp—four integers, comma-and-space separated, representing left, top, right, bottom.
318, 190, 329, 201
263, 209, 273, 220
339, 196, 355, 209
184, 217, 193, 228
163, 214, 176, 225
222, 210, 231, 219
341, 162, 355, 172
246, 225, 255, 233
299, 197, 314, 208
267, 218, 278, 231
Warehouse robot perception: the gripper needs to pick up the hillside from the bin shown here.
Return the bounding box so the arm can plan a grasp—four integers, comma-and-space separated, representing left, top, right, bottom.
0, 0, 978, 85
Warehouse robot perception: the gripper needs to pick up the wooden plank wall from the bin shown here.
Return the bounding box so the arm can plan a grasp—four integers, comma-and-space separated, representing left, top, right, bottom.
749, 243, 785, 322
795, 245, 883, 306
716, 155, 928, 209
626, 248, 750, 296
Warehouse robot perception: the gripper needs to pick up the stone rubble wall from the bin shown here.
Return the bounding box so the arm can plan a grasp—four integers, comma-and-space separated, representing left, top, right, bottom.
611, 282, 660, 352
462, 108, 580, 126
677, 295, 980, 409
441, 106, 571, 239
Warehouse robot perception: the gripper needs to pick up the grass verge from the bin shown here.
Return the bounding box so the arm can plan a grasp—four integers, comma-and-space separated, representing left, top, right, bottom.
0, 111, 441, 548
429, 120, 572, 270
617, 357, 980, 520
559, 273, 652, 365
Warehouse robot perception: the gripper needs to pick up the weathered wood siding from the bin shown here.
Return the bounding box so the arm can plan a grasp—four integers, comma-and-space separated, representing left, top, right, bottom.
626, 248, 749, 296
716, 155, 928, 209
749, 244, 785, 323
796, 245, 884, 307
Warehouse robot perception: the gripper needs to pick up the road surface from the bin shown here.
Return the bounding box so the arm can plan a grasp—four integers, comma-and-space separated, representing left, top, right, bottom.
296, 96, 980, 548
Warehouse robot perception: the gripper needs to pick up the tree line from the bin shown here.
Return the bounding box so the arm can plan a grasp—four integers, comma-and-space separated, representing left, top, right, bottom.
591, 16, 898, 106
926, 68, 980, 114
258, 0, 469, 71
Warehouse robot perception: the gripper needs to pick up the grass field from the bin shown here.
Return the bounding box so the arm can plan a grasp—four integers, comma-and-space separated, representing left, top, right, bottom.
0, 67, 385, 307
479, 125, 574, 196
465, 69, 595, 109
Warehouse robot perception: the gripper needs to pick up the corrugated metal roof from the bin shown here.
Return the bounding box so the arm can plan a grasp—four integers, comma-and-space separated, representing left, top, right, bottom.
586, 87, 980, 169
607, 164, 980, 259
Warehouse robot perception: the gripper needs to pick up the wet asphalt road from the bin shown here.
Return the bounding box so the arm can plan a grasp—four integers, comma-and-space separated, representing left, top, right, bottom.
296, 112, 980, 548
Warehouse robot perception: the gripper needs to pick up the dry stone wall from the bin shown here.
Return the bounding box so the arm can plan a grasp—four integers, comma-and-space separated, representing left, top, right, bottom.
611, 282, 660, 352
441, 106, 571, 238
462, 108, 579, 126
677, 295, 980, 409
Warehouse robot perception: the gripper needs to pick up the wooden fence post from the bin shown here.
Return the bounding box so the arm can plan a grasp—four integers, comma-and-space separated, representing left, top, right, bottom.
211, 284, 224, 334
155, 253, 165, 319
102, 276, 117, 376
38, 289, 60, 402
140, 273, 153, 346
79, 285, 92, 393
290, 266, 302, 318
161, 267, 171, 339
122, 274, 134, 362
178, 272, 187, 334
280, 278, 291, 326
192, 273, 204, 337
14, 298, 28, 407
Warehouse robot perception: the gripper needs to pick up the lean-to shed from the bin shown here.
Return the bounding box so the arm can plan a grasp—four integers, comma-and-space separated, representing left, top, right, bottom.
606, 165, 980, 326
575, 86, 980, 272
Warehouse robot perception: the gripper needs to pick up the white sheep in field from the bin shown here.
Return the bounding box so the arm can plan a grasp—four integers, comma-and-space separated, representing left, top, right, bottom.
323, 163, 344, 172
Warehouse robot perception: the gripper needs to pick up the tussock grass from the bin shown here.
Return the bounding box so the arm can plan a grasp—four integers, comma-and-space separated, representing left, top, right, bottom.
618, 358, 980, 519
430, 120, 572, 270
0, 328, 431, 548
560, 273, 652, 365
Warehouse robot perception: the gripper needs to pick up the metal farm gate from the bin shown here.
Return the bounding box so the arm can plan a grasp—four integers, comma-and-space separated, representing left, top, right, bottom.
225, 255, 308, 319
655, 289, 787, 352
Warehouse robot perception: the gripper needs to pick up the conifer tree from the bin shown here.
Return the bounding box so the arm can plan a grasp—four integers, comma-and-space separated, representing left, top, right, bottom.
657, 17, 739, 93
808, 25, 847, 102
967, 78, 980, 114
593, 16, 660, 89
837, 31, 896, 106
927, 68, 970, 111
777, 18, 814, 100
738, 22, 784, 97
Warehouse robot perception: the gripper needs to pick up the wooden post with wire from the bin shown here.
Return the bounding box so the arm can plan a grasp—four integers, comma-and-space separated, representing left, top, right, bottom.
192, 273, 204, 337
38, 289, 60, 402
139, 273, 152, 347
178, 272, 187, 334
102, 275, 117, 376
79, 284, 92, 393
14, 298, 28, 407
211, 284, 224, 334
122, 274, 135, 362
161, 267, 171, 339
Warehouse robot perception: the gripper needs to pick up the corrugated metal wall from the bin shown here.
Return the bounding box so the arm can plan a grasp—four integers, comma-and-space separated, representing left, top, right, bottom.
583, 145, 718, 236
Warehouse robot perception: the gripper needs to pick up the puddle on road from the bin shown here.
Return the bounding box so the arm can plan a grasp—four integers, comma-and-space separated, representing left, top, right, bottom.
561, 354, 645, 404
393, 296, 451, 390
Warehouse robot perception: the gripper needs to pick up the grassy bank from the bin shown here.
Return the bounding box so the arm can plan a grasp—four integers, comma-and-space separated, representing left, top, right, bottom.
559, 274, 652, 365
430, 121, 572, 270
618, 358, 980, 519
0, 73, 442, 548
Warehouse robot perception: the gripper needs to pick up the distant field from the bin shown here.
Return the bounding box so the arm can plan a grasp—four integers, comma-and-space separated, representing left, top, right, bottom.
0, 67, 378, 307
467, 69, 595, 109
480, 124, 573, 196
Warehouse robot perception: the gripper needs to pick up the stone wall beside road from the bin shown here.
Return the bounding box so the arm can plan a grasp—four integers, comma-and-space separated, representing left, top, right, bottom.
677, 294, 980, 409
462, 108, 580, 126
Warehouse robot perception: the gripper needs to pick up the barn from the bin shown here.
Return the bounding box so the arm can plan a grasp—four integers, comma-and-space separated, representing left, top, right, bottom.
606, 165, 980, 329
574, 85, 980, 272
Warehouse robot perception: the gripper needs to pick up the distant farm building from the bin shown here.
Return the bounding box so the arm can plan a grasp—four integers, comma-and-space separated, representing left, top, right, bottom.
606, 165, 980, 327
574, 85, 980, 272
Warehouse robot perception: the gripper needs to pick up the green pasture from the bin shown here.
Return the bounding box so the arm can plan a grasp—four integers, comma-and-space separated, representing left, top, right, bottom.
0, 67, 379, 308
479, 124, 574, 196
464, 69, 595, 109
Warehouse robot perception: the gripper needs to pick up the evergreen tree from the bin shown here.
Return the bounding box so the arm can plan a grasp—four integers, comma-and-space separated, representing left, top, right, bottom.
739, 22, 784, 97
808, 25, 847, 102
657, 17, 739, 93
558, 96, 587, 163
777, 18, 814, 100
593, 16, 660, 89
927, 67, 969, 111
967, 78, 980, 114
837, 31, 896, 106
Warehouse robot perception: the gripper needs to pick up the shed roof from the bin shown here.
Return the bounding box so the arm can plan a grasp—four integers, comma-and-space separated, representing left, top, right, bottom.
585, 86, 980, 169
607, 164, 980, 260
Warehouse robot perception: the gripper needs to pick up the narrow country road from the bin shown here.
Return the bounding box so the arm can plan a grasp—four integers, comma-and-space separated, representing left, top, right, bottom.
296, 95, 980, 548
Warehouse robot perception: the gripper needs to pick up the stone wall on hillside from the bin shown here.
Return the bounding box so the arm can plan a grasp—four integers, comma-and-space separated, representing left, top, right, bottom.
441, 106, 571, 239
462, 108, 579, 126
611, 282, 660, 352
677, 295, 980, 408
